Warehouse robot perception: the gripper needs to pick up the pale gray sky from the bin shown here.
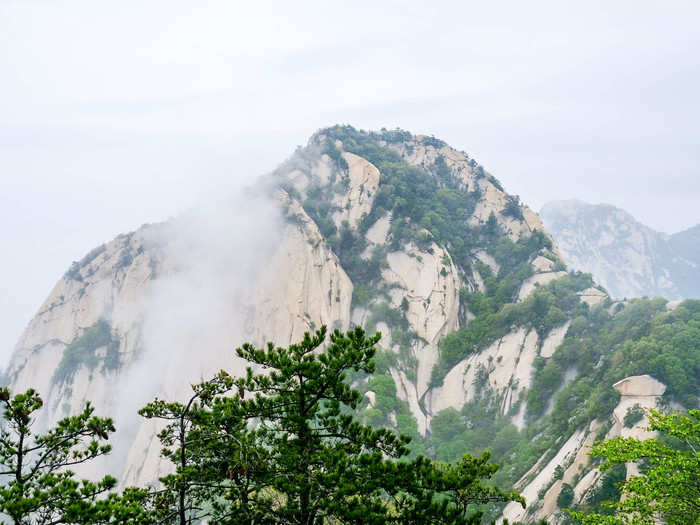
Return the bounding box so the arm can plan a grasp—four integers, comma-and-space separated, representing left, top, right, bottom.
1, 1, 699, 364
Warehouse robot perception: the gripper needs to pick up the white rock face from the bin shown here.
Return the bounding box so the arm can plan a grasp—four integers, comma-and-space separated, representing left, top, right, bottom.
502, 376, 668, 523
531, 255, 556, 273
365, 213, 391, 245
7, 230, 156, 402
331, 152, 380, 230
518, 271, 568, 301
429, 328, 539, 417
386, 138, 550, 243
377, 242, 462, 432
6, 189, 354, 486
577, 287, 607, 307
540, 321, 571, 358
612, 375, 666, 441
541, 200, 700, 300
474, 249, 500, 274
6, 132, 574, 494
501, 429, 586, 524
613, 374, 666, 397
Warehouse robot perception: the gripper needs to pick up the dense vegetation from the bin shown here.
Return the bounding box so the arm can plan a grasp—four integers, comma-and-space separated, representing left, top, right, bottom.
532, 298, 700, 437
280, 128, 696, 520
420, 298, 700, 520
142, 325, 523, 524
52, 319, 120, 386
0, 327, 524, 524
432, 271, 592, 386
570, 409, 700, 524
9, 125, 698, 523
0, 386, 151, 524
292, 125, 556, 387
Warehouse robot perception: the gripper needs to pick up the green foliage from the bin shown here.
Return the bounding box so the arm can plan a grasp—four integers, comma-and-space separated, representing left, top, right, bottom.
138, 373, 239, 524
557, 483, 574, 509
574, 463, 626, 518
321, 125, 482, 271
0, 387, 151, 524
535, 299, 700, 436
623, 404, 645, 428
319, 136, 349, 171
65, 262, 84, 282
65, 245, 107, 281
116, 248, 134, 270
386, 452, 524, 524
365, 301, 408, 334
142, 326, 521, 524
571, 409, 700, 524
301, 126, 555, 389
502, 195, 524, 220
433, 273, 593, 387
52, 320, 120, 386
361, 373, 423, 451
422, 298, 699, 513
424, 396, 550, 495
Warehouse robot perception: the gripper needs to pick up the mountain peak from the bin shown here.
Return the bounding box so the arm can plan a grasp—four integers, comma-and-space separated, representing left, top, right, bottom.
541, 199, 700, 299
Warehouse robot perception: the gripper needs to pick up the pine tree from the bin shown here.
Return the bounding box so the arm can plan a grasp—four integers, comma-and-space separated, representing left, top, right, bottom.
0, 387, 151, 524
145, 325, 523, 524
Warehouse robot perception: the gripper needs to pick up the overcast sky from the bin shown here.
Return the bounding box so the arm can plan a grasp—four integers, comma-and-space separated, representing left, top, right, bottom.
1, 1, 699, 364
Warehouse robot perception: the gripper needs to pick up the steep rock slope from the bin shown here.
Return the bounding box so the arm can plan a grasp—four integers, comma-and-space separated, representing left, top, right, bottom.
5, 126, 564, 482
541, 200, 700, 300
5, 192, 354, 485
502, 375, 667, 524
4, 127, 698, 523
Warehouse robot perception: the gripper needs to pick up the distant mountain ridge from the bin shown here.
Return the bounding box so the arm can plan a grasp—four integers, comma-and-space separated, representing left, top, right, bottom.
540, 199, 700, 300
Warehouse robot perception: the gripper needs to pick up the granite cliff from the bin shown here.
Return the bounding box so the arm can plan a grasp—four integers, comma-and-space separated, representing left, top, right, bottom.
5, 127, 697, 523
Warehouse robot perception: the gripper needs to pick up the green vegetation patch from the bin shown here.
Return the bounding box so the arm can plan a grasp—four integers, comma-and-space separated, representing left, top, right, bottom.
52, 319, 120, 385
65, 244, 106, 281
530, 298, 700, 436
432, 272, 594, 387
321, 125, 483, 271
303, 127, 553, 365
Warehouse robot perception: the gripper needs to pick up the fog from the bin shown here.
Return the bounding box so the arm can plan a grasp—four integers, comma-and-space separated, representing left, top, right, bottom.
102, 183, 285, 479
2, 0, 700, 364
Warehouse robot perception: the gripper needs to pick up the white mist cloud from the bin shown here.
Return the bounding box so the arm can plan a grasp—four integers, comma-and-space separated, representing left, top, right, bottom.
101, 183, 285, 479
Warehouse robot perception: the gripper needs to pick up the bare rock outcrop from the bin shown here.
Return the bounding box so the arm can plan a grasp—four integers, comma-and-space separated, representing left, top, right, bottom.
502, 375, 668, 523
331, 152, 380, 230
428, 327, 539, 417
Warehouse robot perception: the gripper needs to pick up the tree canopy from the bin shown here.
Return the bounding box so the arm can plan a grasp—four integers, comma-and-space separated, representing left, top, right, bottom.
142, 325, 523, 524
0, 387, 151, 525
571, 409, 700, 524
